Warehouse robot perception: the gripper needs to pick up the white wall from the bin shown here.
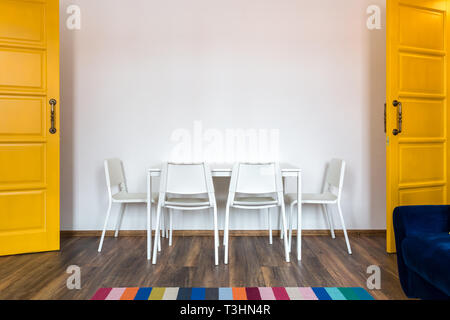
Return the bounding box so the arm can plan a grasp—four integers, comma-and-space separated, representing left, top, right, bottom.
60, 0, 386, 231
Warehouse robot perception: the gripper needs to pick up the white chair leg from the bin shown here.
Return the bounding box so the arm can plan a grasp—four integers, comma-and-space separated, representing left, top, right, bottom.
289, 201, 295, 253
297, 200, 302, 261
223, 207, 227, 246
114, 203, 126, 238
152, 203, 162, 264
337, 203, 352, 254
161, 208, 167, 238
213, 206, 219, 265
158, 208, 163, 252
224, 203, 230, 265
98, 202, 112, 252
280, 201, 290, 262
322, 204, 335, 239
147, 203, 152, 260
213, 206, 219, 248
165, 208, 169, 238
268, 208, 273, 245
278, 207, 283, 239
169, 209, 173, 246
157, 231, 161, 251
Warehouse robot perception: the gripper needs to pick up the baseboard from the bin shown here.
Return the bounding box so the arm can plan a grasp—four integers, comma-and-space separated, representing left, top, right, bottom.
60, 229, 386, 237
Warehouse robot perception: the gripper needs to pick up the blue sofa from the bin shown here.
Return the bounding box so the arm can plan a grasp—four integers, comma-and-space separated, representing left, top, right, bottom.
393, 205, 450, 300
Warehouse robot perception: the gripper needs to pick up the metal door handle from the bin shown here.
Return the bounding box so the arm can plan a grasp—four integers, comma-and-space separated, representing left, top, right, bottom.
392, 100, 402, 136
49, 99, 57, 134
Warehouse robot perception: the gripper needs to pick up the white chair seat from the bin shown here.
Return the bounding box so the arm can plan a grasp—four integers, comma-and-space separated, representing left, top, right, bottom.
286, 192, 337, 204
233, 196, 278, 206
165, 197, 210, 207
112, 191, 157, 203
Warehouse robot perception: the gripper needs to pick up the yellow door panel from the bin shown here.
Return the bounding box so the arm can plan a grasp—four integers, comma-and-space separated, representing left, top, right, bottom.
0, 96, 45, 137
399, 54, 444, 95
0, 0, 59, 256
0, 48, 45, 90
399, 144, 445, 185
0, 144, 45, 188
0, 0, 45, 46
386, 0, 449, 253
0, 191, 46, 233
399, 4, 445, 50
401, 99, 444, 138
398, 0, 447, 11
399, 186, 445, 205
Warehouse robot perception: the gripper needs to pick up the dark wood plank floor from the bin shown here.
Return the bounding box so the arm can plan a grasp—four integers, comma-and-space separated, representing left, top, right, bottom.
0, 235, 408, 300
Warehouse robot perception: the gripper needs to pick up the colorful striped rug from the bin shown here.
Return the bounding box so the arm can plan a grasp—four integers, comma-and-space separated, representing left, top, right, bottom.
91, 287, 374, 300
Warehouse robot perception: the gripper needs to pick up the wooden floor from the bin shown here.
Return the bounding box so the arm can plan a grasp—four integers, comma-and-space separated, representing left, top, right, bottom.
0, 234, 408, 300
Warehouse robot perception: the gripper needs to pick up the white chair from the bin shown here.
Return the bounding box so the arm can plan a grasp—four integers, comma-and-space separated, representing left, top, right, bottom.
224, 162, 290, 264
152, 162, 219, 265
285, 159, 352, 255
98, 159, 158, 252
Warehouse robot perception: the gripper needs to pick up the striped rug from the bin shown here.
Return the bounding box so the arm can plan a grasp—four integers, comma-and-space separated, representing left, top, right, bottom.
91, 287, 374, 300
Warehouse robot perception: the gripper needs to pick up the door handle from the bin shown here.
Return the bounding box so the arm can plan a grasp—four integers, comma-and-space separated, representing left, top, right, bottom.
49, 99, 57, 134
392, 100, 402, 136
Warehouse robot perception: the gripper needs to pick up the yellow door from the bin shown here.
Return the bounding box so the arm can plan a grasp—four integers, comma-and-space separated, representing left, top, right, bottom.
386, 0, 449, 252
0, 0, 59, 256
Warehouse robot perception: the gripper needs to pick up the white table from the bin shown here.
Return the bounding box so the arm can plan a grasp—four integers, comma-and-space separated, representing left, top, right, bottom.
146, 164, 303, 261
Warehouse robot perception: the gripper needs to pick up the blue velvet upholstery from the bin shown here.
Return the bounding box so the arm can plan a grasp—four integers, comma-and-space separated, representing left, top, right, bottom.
393, 206, 450, 300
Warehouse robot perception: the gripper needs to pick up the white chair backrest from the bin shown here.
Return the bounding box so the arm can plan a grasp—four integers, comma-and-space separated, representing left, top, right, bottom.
229, 163, 283, 201
324, 159, 345, 198
159, 162, 215, 205
104, 158, 127, 198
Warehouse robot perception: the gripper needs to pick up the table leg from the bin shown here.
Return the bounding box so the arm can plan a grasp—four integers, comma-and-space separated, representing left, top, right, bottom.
280, 177, 287, 239
297, 172, 302, 261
